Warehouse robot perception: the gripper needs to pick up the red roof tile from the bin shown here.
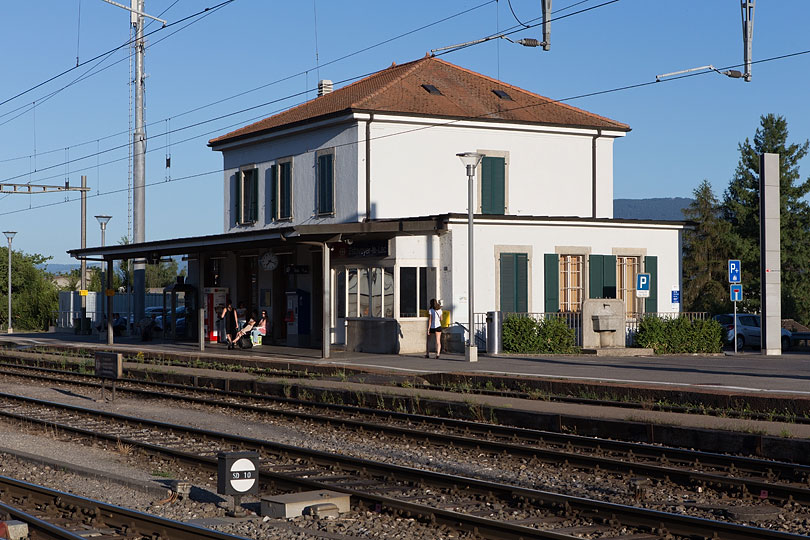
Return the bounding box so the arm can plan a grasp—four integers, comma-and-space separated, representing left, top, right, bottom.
209, 56, 629, 147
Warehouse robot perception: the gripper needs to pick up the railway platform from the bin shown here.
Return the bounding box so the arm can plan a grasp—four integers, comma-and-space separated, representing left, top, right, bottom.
2, 330, 810, 441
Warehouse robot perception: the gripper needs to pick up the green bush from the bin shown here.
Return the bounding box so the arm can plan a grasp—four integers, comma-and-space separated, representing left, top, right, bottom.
635, 315, 722, 354
502, 314, 578, 354
502, 315, 542, 353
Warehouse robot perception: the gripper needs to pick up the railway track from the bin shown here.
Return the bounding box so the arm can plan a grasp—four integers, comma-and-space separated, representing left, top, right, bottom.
0, 390, 806, 539
0, 474, 250, 540
1, 362, 809, 508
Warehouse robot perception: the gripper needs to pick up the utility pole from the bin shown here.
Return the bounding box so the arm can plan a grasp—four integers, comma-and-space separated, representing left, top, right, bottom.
132, 0, 147, 324
541, 0, 551, 51
741, 1, 755, 82
101, 1, 165, 325
0, 178, 91, 332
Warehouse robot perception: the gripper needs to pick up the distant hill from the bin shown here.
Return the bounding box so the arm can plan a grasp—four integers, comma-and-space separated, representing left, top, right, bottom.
614, 197, 693, 221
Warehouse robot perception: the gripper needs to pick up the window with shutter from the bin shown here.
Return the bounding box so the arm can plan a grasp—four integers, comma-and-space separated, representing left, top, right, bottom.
589, 254, 617, 299
317, 152, 334, 215
500, 253, 528, 312
279, 160, 293, 220
481, 156, 505, 215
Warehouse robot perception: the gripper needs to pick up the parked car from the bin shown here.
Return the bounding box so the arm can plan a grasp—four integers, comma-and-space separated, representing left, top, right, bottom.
154, 306, 188, 332
712, 314, 791, 350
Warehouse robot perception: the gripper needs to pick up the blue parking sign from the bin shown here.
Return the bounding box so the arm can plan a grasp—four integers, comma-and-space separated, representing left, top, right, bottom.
728, 259, 741, 283
636, 273, 650, 298
730, 284, 743, 302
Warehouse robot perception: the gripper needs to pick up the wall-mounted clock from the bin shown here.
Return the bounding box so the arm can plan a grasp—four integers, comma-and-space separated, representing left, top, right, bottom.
260, 250, 279, 271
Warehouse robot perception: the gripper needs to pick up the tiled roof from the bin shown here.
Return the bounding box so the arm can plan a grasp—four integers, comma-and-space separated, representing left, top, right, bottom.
209, 56, 629, 147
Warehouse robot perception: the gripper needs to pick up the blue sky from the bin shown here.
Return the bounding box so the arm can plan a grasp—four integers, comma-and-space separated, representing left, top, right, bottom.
1, 0, 809, 263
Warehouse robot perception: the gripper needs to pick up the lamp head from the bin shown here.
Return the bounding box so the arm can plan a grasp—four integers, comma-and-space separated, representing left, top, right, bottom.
456, 152, 484, 169
95, 215, 112, 228
3, 231, 16, 241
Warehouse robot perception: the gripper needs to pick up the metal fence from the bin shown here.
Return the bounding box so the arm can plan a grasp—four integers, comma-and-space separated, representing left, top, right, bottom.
624, 311, 708, 346
474, 310, 708, 352
474, 311, 584, 350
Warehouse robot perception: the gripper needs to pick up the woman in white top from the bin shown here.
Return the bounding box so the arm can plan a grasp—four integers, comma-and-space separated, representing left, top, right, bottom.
425, 299, 443, 359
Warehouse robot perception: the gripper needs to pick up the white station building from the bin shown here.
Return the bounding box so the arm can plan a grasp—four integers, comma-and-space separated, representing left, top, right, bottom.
71, 56, 685, 355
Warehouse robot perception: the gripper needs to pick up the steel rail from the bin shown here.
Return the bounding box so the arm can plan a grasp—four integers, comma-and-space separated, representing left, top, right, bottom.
0, 475, 250, 540
0, 391, 805, 540
0, 500, 86, 540
1, 362, 808, 489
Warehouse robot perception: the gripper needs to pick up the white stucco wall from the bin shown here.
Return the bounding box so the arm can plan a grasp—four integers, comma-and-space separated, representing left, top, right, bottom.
445, 219, 684, 328
219, 120, 361, 232
367, 116, 624, 220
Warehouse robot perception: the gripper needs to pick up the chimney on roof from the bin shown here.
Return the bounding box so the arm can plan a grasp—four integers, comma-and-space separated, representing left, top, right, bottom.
317, 79, 333, 97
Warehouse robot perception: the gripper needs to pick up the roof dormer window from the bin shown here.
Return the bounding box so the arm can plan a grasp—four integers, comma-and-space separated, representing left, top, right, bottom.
421, 84, 442, 95
493, 89, 513, 100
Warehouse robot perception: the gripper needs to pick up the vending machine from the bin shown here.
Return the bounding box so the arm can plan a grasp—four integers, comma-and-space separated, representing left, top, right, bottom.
203, 287, 229, 342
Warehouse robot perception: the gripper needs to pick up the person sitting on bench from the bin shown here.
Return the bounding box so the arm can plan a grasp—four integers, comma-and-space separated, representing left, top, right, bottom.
233, 316, 256, 349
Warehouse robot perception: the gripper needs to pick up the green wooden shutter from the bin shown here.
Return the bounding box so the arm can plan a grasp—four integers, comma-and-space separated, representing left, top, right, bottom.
234, 171, 242, 225
481, 156, 505, 215
250, 170, 258, 222
318, 154, 333, 214
515, 253, 528, 312
280, 162, 292, 219
589, 255, 617, 298
544, 253, 559, 312
603, 255, 617, 298
644, 255, 658, 313
500, 253, 515, 312
500, 253, 528, 313
269, 165, 277, 220
589, 255, 603, 298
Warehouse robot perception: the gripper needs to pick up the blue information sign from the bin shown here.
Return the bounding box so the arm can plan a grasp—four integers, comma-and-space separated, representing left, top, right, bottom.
730, 284, 743, 302
728, 259, 741, 283
671, 290, 680, 304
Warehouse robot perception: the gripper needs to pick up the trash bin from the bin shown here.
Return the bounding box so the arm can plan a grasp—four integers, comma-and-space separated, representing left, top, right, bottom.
486, 311, 502, 355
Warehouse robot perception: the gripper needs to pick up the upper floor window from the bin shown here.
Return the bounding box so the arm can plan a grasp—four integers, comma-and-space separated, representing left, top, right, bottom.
481, 155, 506, 215
235, 168, 258, 225
269, 159, 293, 221
317, 150, 335, 215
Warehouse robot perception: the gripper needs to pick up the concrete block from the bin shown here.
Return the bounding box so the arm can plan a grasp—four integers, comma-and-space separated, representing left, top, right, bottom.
261, 490, 350, 518
171, 480, 192, 496
1, 521, 29, 540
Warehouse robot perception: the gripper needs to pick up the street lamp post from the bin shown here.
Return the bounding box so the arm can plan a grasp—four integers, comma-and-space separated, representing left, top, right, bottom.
456, 152, 483, 362
95, 216, 112, 344
3, 231, 16, 334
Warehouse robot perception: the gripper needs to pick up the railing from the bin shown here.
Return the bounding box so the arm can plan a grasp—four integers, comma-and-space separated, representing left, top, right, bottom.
625, 311, 708, 346
474, 311, 583, 350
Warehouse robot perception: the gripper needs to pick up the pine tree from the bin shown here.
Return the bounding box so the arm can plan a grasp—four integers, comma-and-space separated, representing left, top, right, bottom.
682, 180, 732, 313
722, 114, 810, 323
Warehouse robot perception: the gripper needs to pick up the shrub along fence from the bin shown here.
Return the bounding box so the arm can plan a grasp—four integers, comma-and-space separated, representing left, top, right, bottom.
633, 313, 722, 354
501, 313, 580, 354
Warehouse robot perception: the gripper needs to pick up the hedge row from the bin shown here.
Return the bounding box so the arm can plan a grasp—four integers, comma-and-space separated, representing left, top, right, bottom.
502, 314, 578, 354
634, 316, 723, 354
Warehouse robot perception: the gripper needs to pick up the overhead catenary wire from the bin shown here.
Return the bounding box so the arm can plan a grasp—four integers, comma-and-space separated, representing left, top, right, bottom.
0, 0, 496, 165
0, 0, 238, 111
0, 0, 609, 179
3, 45, 809, 221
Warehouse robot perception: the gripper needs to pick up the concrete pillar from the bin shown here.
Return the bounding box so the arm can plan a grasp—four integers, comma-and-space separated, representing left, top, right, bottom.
760, 153, 781, 355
